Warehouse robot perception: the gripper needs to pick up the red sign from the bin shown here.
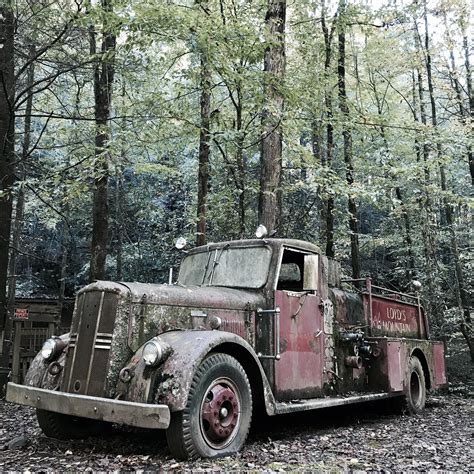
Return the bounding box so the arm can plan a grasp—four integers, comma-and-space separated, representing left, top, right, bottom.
364, 295, 425, 338
14, 308, 29, 320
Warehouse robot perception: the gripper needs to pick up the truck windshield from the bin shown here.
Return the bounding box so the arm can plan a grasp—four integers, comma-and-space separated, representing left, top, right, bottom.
178, 246, 271, 289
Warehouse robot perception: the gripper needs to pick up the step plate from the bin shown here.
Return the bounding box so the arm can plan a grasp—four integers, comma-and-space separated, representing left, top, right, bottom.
275, 392, 400, 415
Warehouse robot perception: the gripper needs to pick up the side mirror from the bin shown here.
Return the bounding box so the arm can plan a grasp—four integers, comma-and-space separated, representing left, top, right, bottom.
303, 254, 319, 291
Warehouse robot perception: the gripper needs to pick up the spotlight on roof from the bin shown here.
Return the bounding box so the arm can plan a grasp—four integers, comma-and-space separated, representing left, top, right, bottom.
175, 237, 187, 250
255, 225, 268, 239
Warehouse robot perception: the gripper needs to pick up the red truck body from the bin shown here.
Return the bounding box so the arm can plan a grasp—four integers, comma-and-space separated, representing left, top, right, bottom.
6, 238, 447, 459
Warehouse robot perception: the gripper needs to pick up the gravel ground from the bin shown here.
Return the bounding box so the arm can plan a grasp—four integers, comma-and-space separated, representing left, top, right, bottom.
0, 394, 472, 472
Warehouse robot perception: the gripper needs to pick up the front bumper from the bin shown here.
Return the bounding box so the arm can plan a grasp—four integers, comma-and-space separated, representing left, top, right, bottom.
6, 383, 170, 429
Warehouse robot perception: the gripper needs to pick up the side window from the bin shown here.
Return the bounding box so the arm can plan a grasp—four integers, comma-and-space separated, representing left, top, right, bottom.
277, 249, 305, 291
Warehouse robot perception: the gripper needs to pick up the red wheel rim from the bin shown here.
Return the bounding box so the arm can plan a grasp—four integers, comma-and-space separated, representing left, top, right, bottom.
200, 377, 241, 449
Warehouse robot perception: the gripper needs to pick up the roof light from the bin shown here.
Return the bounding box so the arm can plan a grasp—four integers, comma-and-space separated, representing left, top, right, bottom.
255, 225, 268, 239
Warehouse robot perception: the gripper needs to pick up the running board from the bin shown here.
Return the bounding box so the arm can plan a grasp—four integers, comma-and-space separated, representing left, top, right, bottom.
274, 392, 400, 415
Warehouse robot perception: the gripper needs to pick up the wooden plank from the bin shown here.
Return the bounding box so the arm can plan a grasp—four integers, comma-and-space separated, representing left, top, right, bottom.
11, 321, 22, 384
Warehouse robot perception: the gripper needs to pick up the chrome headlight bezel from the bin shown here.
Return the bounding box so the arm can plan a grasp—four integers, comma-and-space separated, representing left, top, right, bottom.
142, 340, 163, 367
41, 337, 62, 362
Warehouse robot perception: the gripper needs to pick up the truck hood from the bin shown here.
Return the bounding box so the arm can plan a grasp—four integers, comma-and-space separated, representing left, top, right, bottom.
80, 280, 266, 311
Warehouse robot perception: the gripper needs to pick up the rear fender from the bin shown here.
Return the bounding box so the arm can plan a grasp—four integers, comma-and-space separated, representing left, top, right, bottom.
122, 330, 276, 414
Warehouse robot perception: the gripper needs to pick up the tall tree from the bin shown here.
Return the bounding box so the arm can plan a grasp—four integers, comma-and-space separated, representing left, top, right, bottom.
7, 45, 35, 330
259, 0, 286, 234
89, 0, 117, 281
0, 1, 16, 387
320, 0, 337, 258
196, 45, 211, 246
337, 0, 360, 279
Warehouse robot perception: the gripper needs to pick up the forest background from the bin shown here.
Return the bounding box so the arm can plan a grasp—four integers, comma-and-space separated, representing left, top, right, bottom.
0, 0, 472, 363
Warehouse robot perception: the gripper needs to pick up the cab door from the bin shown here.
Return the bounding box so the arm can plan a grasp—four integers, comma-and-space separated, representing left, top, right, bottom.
273, 248, 324, 400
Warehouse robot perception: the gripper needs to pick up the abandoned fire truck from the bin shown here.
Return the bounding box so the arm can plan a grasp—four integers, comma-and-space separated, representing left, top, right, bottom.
6, 230, 447, 459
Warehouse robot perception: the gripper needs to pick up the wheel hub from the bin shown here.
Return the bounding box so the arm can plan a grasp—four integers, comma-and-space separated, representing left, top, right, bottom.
201, 382, 240, 442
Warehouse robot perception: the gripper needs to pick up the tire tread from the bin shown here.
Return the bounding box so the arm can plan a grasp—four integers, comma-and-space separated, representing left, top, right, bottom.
166, 352, 252, 460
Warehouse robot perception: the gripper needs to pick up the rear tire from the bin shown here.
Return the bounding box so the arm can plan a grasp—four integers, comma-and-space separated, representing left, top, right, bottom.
166, 353, 252, 460
401, 356, 426, 414
37, 409, 110, 439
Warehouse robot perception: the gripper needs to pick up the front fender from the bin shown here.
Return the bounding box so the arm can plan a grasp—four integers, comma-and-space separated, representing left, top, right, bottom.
24, 333, 70, 390
122, 330, 276, 414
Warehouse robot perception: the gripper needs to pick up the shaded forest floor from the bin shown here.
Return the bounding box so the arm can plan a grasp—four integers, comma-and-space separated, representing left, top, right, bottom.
0, 394, 472, 472
445, 336, 474, 397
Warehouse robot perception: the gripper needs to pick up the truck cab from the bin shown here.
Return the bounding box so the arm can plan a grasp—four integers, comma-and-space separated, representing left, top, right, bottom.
6, 237, 447, 459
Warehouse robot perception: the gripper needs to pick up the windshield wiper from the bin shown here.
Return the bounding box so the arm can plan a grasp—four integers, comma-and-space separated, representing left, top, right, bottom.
201, 246, 214, 286
208, 244, 230, 285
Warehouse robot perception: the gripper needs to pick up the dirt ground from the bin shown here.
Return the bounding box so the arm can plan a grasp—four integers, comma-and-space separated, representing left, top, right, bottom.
0, 393, 472, 472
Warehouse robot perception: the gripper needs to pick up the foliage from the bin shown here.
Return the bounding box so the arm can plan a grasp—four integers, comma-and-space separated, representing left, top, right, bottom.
4, 0, 472, 338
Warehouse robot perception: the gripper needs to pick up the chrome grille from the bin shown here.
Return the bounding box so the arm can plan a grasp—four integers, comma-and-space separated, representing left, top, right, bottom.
62, 290, 118, 396
94, 333, 113, 350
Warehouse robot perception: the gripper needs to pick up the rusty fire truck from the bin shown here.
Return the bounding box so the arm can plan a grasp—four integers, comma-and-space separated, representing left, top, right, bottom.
6, 232, 447, 459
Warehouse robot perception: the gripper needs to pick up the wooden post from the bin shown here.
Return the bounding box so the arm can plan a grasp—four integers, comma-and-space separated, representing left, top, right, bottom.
48, 322, 55, 338
11, 320, 22, 384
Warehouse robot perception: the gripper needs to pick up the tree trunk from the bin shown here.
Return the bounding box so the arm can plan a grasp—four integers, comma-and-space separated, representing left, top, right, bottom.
196, 53, 211, 246
0, 3, 16, 382
337, 0, 360, 279
461, 21, 474, 185
321, 0, 335, 258
422, 1, 470, 328
58, 223, 68, 328
414, 65, 439, 325
89, 0, 116, 282
115, 163, 124, 280
462, 23, 473, 123
6, 44, 35, 331
115, 81, 126, 280
460, 322, 474, 362
258, 0, 286, 234
235, 87, 246, 238
413, 23, 441, 325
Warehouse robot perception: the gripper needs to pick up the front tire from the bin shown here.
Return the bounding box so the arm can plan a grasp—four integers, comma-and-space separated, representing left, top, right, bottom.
166, 352, 252, 460
37, 409, 110, 439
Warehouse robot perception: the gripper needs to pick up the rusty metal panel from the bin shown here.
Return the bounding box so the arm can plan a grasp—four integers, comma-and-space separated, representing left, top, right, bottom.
368, 338, 418, 392
274, 291, 323, 400
367, 339, 403, 392
386, 341, 405, 391
431, 342, 447, 388
65, 291, 102, 394
367, 294, 425, 338
61, 293, 84, 392
330, 289, 365, 327
151, 330, 276, 415
219, 317, 246, 338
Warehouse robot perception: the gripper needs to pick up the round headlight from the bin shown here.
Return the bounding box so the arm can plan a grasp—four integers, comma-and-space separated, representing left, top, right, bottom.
142, 340, 163, 367
41, 338, 59, 361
